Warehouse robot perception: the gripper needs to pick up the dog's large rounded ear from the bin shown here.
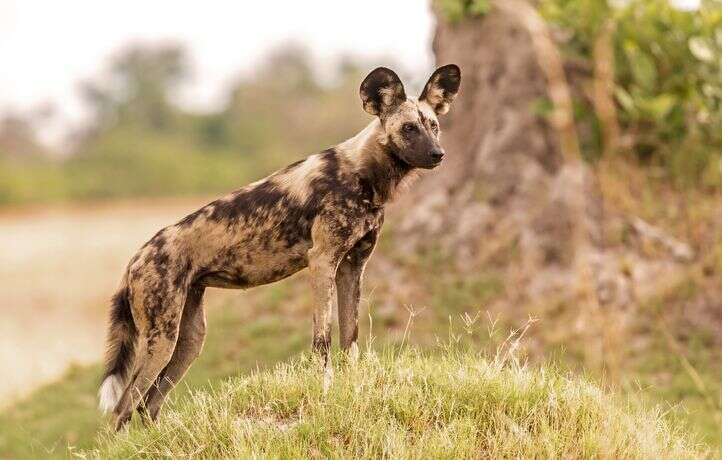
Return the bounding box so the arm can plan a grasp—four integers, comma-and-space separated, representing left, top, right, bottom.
360, 67, 406, 116
419, 64, 461, 115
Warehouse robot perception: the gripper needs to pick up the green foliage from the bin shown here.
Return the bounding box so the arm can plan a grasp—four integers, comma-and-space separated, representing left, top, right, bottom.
542, 0, 722, 187
439, 0, 722, 188
437, 0, 490, 22
86, 349, 706, 459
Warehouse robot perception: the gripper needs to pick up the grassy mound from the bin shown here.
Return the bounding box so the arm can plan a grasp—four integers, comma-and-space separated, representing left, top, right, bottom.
88, 349, 705, 459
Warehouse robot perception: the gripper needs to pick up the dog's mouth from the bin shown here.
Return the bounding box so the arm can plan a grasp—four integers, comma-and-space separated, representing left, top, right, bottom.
387, 145, 443, 170
421, 157, 443, 170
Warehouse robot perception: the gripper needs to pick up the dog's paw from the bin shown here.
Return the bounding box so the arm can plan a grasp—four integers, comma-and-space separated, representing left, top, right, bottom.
349, 342, 359, 365
322, 358, 334, 395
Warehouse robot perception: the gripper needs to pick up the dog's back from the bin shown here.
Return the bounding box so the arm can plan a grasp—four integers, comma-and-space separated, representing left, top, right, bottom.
127, 148, 368, 291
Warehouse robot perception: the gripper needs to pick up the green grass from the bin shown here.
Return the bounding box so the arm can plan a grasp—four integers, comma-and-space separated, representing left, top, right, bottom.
85, 349, 707, 459
629, 327, 722, 451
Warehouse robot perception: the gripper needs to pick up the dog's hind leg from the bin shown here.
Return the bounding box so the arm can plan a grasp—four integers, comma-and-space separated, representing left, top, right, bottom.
141, 284, 207, 420
113, 289, 185, 431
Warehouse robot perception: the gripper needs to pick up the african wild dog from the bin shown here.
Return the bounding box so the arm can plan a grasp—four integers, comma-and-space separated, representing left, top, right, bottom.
99, 65, 461, 430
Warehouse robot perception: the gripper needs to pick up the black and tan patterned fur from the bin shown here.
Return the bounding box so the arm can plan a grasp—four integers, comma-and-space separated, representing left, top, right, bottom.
99, 65, 461, 430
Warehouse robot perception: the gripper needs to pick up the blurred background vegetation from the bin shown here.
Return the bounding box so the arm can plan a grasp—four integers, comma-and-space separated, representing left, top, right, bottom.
0, 44, 373, 205
544, 0, 722, 185
1, 0, 720, 202
439, 0, 722, 183
1, 0, 722, 457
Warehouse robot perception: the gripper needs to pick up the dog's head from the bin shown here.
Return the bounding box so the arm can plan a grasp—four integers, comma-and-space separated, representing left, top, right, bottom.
360, 65, 461, 169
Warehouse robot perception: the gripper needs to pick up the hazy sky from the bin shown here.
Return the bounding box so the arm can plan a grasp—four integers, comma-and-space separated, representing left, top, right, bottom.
0, 1, 434, 143
0, 0, 700, 144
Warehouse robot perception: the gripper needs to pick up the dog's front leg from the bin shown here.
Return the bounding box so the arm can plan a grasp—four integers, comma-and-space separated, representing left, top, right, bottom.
308, 217, 351, 362
336, 229, 379, 362
308, 250, 338, 363
308, 217, 357, 392
308, 249, 340, 393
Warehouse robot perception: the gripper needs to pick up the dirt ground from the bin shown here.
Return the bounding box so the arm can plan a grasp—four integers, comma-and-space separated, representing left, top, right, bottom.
0, 197, 239, 405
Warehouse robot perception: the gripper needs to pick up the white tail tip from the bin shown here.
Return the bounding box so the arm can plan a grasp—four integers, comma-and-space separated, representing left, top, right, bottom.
98, 375, 124, 414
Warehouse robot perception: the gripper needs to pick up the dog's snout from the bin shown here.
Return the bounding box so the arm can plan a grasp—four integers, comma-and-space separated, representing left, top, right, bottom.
430, 149, 445, 162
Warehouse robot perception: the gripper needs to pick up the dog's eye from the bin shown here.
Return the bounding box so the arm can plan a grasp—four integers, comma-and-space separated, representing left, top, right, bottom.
430, 120, 439, 133
402, 123, 417, 133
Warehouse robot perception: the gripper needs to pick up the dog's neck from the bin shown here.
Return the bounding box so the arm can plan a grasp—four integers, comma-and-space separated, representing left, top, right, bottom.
338, 119, 418, 205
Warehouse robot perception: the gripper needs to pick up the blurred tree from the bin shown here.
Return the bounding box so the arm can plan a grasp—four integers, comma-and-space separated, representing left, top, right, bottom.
0, 112, 47, 158
80, 43, 189, 133
256, 44, 320, 94
401, 0, 705, 315
219, 44, 368, 156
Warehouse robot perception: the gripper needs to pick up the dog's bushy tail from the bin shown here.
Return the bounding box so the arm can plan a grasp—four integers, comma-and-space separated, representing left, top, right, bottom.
98, 281, 137, 413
